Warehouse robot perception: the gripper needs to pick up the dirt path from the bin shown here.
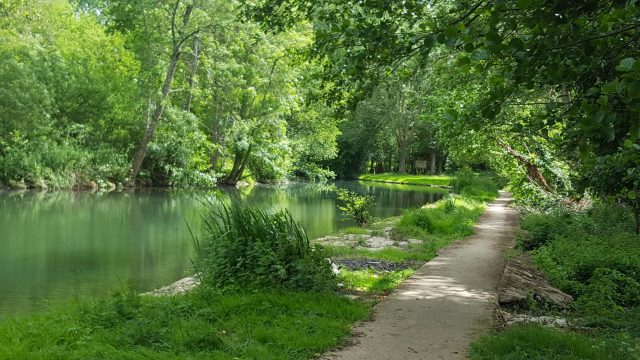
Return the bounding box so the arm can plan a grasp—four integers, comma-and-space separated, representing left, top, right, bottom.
323, 192, 518, 360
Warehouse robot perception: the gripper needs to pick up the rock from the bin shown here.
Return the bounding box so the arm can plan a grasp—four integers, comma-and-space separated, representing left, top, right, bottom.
8, 179, 27, 190
498, 255, 573, 309
495, 309, 571, 328
104, 181, 117, 191
332, 259, 421, 272
144, 276, 200, 296
33, 178, 48, 190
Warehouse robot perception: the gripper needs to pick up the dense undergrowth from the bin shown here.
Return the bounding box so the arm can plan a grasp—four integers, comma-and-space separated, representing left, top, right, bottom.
471, 203, 640, 359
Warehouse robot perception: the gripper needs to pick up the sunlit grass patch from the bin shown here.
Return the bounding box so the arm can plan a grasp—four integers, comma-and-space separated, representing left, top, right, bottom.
394, 196, 486, 241
339, 226, 370, 235
323, 244, 434, 262
340, 269, 416, 294
358, 173, 452, 186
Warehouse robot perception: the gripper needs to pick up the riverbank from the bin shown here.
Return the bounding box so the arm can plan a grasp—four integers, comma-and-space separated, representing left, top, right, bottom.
358, 173, 452, 187
0, 176, 499, 359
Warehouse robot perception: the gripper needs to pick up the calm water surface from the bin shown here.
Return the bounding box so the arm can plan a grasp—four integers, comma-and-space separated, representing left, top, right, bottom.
0, 181, 445, 313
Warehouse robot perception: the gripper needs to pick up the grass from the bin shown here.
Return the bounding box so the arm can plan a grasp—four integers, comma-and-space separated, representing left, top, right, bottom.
340, 269, 416, 294
0, 289, 370, 360
339, 226, 370, 235
323, 244, 435, 262
358, 173, 452, 186
393, 196, 488, 242
471, 325, 639, 360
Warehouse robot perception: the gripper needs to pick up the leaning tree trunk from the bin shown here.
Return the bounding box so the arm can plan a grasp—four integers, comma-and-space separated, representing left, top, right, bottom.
499, 140, 553, 193
130, 51, 181, 181
129, 2, 194, 183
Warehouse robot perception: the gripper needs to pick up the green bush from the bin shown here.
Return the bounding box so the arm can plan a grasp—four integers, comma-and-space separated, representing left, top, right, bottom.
524, 203, 640, 335
195, 200, 336, 292
336, 189, 376, 226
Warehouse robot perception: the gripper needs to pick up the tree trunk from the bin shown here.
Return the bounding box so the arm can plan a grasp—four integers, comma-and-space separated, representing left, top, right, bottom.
210, 81, 223, 170
430, 150, 437, 174
130, 2, 194, 183
130, 51, 181, 182
223, 145, 252, 185
499, 140, 553, 193
437, 152, 447, 174
182, 35, 200, 112
397, 136, 407, 174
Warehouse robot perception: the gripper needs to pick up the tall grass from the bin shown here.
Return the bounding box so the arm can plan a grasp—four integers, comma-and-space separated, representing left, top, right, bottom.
394, 196, 486, 241
451, 171, 499, 201
195, 200, 336, 292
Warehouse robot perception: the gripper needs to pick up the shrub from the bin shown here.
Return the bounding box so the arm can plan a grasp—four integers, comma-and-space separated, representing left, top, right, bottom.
195, 200, 336, 292
336, 189, 376, 226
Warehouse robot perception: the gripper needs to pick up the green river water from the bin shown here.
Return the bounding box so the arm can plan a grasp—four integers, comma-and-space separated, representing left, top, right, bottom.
0, 181, 445, 313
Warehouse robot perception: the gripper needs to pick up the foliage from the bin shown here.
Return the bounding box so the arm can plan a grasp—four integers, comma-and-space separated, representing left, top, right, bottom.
358, 174, 452, 187
195, 200, 336, 292
523, 204, 640, 335
470, 325, 638, 360
336, 189, 376, 226
0, 288, 369, 359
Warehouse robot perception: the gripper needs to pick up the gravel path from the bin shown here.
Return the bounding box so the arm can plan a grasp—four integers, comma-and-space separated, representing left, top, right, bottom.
323, 192, 518, 360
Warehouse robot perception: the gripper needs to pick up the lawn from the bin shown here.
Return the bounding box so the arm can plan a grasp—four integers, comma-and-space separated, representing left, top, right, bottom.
358, 173, 452, 186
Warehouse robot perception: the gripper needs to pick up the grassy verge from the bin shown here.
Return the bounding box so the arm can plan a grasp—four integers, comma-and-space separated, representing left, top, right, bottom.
471, 325, 638, 360
358, 173, 452, 186
0, 289, 369, 359
470, 203, 640, 359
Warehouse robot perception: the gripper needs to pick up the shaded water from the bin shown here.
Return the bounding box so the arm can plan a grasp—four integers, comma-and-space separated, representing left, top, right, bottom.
0, 181, 445, 313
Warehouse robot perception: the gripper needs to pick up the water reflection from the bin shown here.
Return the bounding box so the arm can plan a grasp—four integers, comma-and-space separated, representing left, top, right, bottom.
0, 181, 445, 313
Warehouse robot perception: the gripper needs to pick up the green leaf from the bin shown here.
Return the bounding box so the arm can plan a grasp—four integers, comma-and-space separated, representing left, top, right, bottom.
615, 58, 636, 72
470, 49, 489, 61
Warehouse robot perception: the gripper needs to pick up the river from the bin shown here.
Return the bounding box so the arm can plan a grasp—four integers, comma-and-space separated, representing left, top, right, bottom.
0, 181, 445, 313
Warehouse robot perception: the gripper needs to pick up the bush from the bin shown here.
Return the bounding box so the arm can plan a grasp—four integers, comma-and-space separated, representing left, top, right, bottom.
336, 189, 376, 226
524, 203, 640, 335
195, 200, 336, 292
